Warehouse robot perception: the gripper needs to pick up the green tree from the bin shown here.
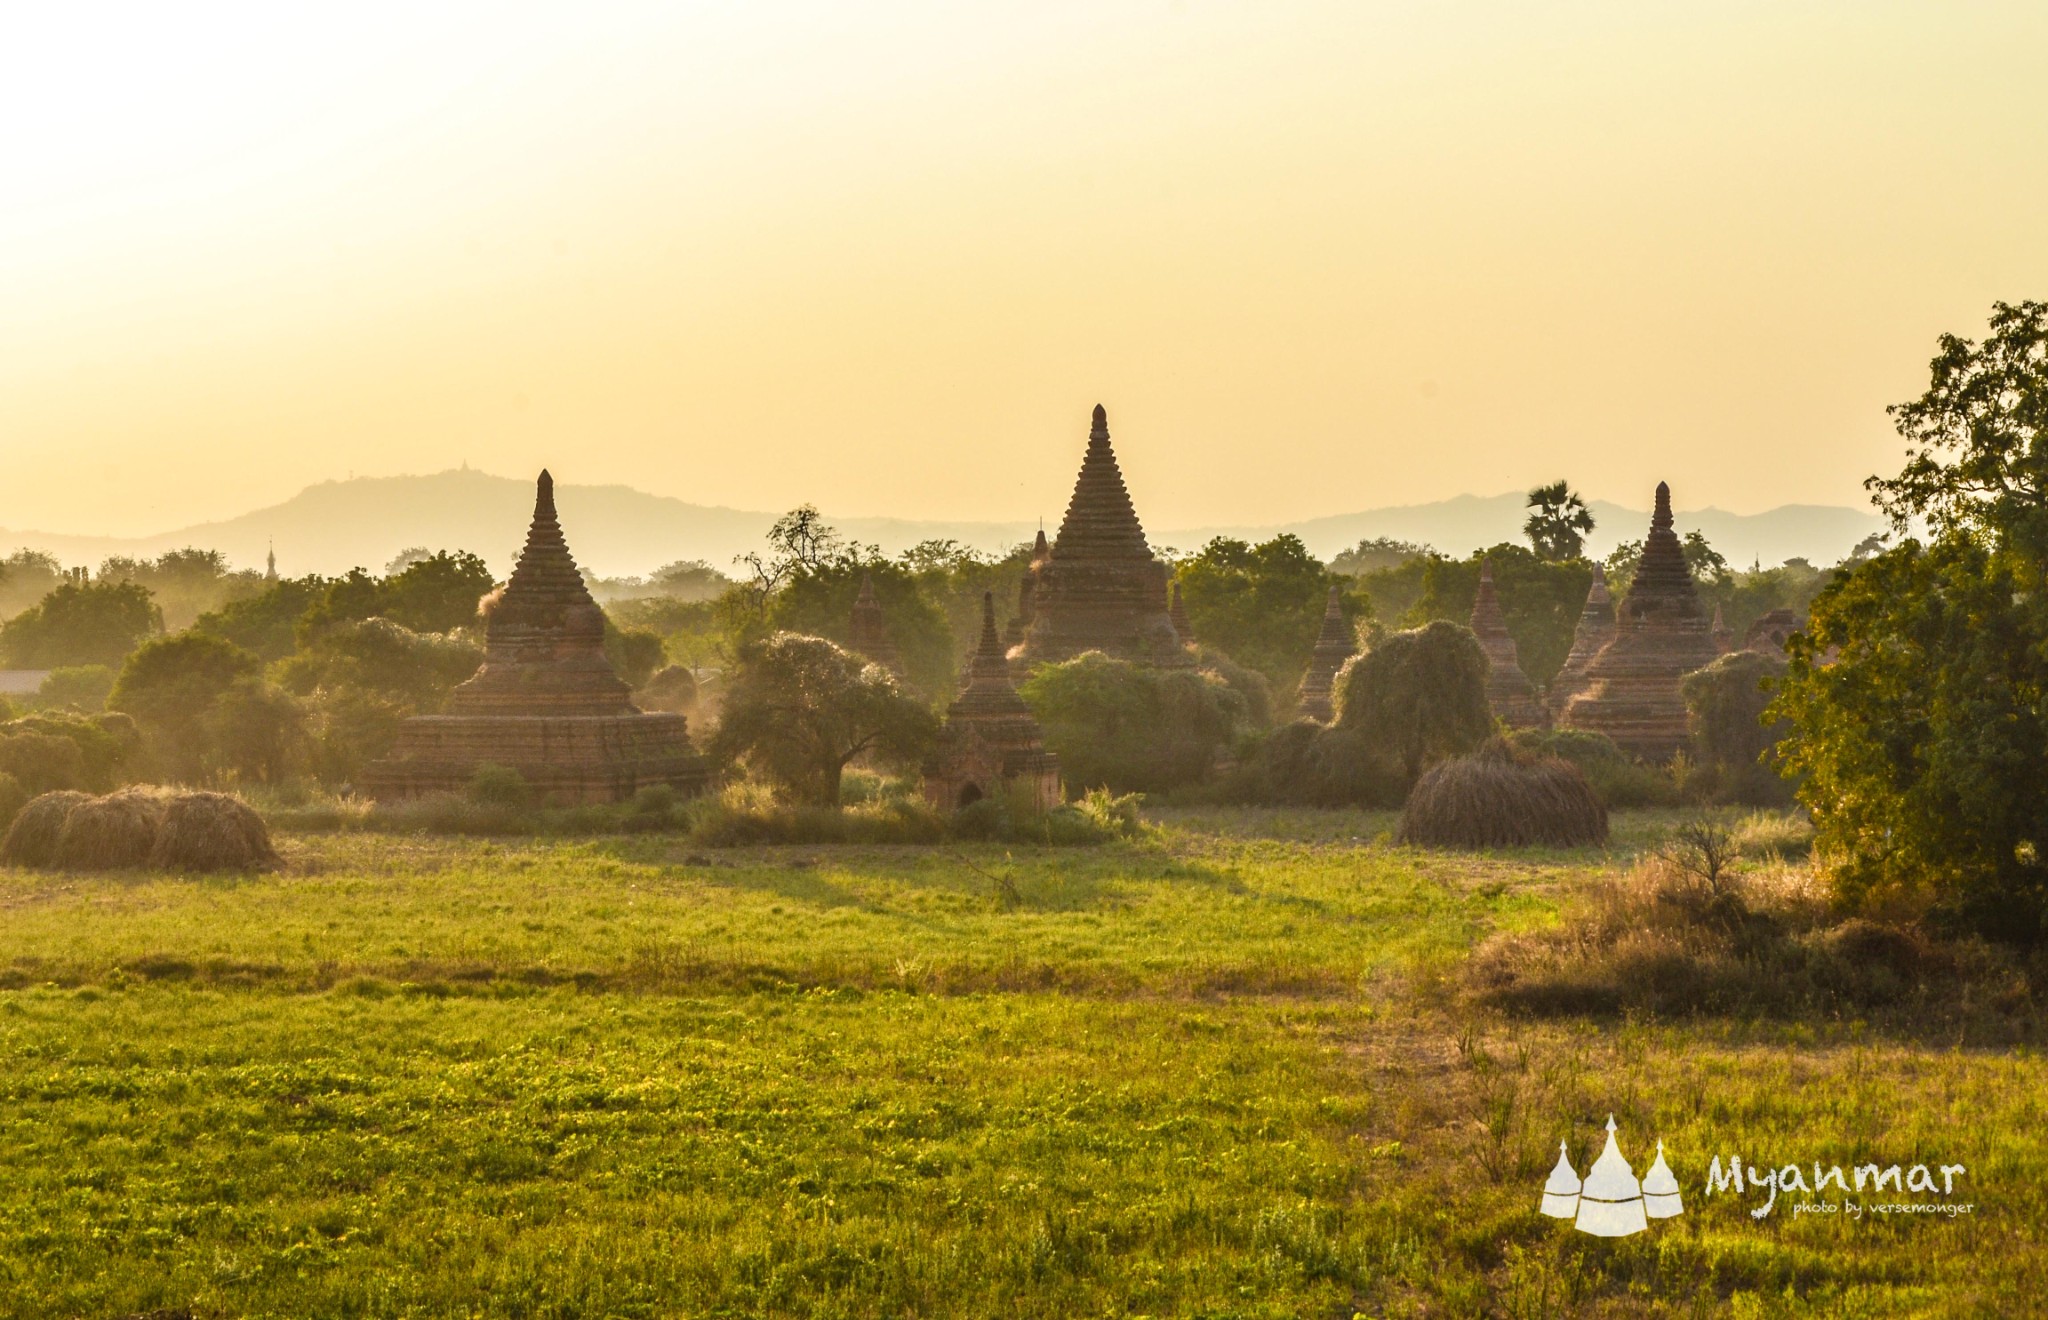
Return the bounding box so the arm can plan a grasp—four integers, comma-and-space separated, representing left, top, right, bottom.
96, 548, 260, 631
603, 621, 668, 688
1523, 481, 1595, 561
194, 575, 330, 661
379, 550, 496, 633
0, 579, 162, 668
1407, 545, 1592, 689
108, 633, 263, 782
767, 559, 955, 696
1018, 652, 1250, 794
0, 549, 66, 619
709, 633, 938, 805
1682, 650, 1793, 806
1173, 536, 1364, 688
1330, 537, 1430, 577
1333, 620, 1494, 782
1773, 301, 2048, 942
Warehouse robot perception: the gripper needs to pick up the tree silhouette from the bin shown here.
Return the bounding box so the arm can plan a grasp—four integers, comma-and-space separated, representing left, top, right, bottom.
1523, 481, 1595, 561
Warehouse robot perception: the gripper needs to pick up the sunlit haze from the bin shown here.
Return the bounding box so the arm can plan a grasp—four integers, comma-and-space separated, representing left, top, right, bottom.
4, 1, 2044, 538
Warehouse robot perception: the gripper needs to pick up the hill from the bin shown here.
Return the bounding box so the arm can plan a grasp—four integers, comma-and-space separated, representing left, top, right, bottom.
0, 470, 1885, 578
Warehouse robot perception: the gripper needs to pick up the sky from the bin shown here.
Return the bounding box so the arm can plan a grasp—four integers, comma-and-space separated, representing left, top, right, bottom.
2, 1, 2044, 538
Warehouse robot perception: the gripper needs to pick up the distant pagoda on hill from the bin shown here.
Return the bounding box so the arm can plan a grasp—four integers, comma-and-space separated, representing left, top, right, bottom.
1469, 557, 1545, 729
362, 471, 709, 802
924, 593, 1062, 811
1559, 483, 1721, 760
1009, 405, 1189, 669
1295, 585, 1356, 723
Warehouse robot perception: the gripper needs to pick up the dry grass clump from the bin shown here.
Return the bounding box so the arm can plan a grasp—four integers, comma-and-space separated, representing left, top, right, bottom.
1464, 852, 2023, 1025
1396, 740, 1607, 849
53, 786, 171, 869
150, 792, 280, 872
0, 790, 92, 867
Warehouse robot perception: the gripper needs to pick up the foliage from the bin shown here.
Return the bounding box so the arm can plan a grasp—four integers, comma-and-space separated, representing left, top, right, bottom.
32, 665, 115, 713
193, 574, 329, 661
107, 633, 264, 783
1405, 545, 1592, 688
0, 731, 86, 797
709, 633, 939, 805
1682, 649, 1794, 806
207, 678, 312, 785
301, 551, 495, 639
1172, 535, 1364, 688
602, 621, 667, 689
278, 618, 483, 709
766, 559, 955, 696
1773, 303, 2048, 945
0, 713, 139, 793
636, 664, 699, 713
1019, 651, 1250, 795
1328, 536, 1430, 577
1332, 621, 1495, 779
1505, 727, 1679, 808
0, 579, 161, 669
1523, 481, 1594, 562
94, 548, 262, 631
0, 771, 24, 832
0, 548, 65, 620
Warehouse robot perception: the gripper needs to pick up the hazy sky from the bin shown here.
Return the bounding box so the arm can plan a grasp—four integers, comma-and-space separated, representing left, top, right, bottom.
3, 1, 2043, 537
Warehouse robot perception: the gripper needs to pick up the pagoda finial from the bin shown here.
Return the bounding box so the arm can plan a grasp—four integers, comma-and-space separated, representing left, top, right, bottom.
1325, 583, 1343, 617
1090, 403, 1108, 442
536, 469, 557, 521
978, 591, 1002, 656
1652, 481, 1672, 530
1033, 528, 1049, 561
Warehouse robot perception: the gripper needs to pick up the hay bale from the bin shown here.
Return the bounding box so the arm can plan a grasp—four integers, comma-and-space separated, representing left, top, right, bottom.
149, 792, 279, 873
1397, 740, 1608, 849
0, 790, 91, 867
53, 786, 171, 870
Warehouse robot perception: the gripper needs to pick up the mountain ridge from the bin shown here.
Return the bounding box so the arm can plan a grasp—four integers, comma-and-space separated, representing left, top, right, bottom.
0, 469, 1886, 579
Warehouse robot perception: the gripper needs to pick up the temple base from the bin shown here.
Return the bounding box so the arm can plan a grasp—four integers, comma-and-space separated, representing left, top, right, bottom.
361, 712, 710, 804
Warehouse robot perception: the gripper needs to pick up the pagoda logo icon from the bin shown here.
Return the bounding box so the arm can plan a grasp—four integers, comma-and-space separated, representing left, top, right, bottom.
1540, 1115, 1683, 1237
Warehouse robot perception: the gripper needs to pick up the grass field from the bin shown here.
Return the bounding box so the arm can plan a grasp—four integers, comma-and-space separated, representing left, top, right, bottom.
2, 808, 2043, 1317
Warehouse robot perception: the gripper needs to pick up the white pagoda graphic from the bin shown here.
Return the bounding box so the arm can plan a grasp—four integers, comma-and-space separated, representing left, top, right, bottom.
1540, 1115, 1680, 1237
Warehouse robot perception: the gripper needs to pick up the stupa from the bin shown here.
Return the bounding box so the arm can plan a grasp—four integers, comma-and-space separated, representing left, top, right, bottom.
1469, 557, 1545, 729
1002, 531, 1050, 651
1710, 603, 1735, 654
1169, 581, 1195, 646
1574, 1116, 1649, 1238
847, 573, 900, 674
924, 593, 1063, 811
1560, 483, 1722, 761
1295, 585, 1356, 723
362, 471, 709, 803
1549, 563, 1616, 714
1009, 405, 1189, 669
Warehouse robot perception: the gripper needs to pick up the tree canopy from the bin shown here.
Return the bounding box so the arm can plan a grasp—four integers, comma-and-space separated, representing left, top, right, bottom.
1172, 535, 1364, 689
1523, 481, 1594, 562
0, 579, 162, 669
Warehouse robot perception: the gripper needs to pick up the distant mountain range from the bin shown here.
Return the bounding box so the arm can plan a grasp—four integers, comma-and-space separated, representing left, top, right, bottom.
0, 469, 1886, 579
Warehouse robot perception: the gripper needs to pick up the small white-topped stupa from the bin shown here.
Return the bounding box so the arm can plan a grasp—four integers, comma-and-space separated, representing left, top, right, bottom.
1573, 1115, 1649, 1237
1539, 1140, 1582, 1218
1642, 1139, 1683, 1219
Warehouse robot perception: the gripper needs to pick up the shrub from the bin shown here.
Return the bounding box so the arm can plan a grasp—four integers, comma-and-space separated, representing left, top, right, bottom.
1506, 727, 1679, 808
1682, 649, 1794, 806
1332, 620, 1494, 778
636, 664, 699, 714
0, 579, 161, 668
0, 771, 27, 832
710, 632, 939, 805
35, 665, 116, 712
469, 763, 532, 809
150, 792, 279, 872
0, 791, 91, 866
53, 786, 170, 869
1019, 652, 1250, 795
604, 623, 667, 689
108, 633, 263, 782
0, 730, 88, 796
1397, 741, 1607, 849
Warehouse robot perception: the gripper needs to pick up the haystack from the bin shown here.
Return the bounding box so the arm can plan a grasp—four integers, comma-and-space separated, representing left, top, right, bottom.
150, 792, 279, 872
0, 790, 91, 867
53, 786, 170, 869
1397, 740, 1608, 849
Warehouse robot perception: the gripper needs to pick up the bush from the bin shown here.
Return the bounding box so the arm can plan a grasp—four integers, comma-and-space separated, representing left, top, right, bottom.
35, 665, 116, 712
1506, 727, 1679, 808
636, 664, 699, 714
0, 730, 88, 796
1397, 740, 1607, 849
0, 579, 162, 668
0, 771, 27, 832
1682, 649, 1795, 806
1019, 652, 1250, 795
108, 633, 263, 782
469, 763, 532, 809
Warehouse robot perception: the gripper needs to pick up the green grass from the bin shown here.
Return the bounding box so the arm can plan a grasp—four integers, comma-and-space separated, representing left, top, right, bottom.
0, 808, 2041, 1317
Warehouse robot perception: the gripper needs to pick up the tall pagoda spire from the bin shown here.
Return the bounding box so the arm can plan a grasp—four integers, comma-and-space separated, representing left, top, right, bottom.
1050, 404, 1152, 562
923, 593, 1061, 810
1468, 557, 1544, 728
848, 571, 900, 674
1296, 584, 1356, 723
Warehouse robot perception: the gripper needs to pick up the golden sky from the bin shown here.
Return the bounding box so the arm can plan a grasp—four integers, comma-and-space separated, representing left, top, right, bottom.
3, 1, 2044, 537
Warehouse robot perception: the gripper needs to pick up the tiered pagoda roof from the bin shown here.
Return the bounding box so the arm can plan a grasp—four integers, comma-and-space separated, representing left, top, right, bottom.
1469, 557, 1545, 728
1296, 585, 1356, 723
924, 593, 1062, 811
